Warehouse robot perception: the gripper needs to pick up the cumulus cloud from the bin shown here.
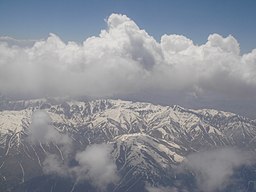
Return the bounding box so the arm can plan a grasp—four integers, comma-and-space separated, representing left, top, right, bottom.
183, 147, 254, 192
0, 13, 256, 102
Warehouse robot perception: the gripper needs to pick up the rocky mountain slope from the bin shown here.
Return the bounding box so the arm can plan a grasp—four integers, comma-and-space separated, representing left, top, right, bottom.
0, 98, 255, 192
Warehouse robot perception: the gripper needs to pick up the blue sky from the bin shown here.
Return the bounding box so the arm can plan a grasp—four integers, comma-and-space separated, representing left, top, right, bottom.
0, 0, 256, 53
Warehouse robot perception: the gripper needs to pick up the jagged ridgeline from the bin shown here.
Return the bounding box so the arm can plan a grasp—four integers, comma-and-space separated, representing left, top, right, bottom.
0, 98, 256, 192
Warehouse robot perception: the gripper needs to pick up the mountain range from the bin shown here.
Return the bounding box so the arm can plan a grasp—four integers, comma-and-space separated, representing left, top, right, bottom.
0, 98, 256, 192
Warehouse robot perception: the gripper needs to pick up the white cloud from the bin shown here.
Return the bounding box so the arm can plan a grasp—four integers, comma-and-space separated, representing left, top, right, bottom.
28, 110, 119, 190
28, 110, 71, 146
161, 34, 193, 53
42, 142, 119, 190
43, 154, 68, 177
207, 33, 240, 55
0, 13, 256, 101
73, 144, 119, 190
183, 147, 254, 192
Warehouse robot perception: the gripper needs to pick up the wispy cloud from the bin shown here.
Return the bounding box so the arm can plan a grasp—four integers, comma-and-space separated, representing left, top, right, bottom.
0, 36, 37, 47
43, 144, 119, 191
28, 110, 71, 146
28, 110, 119, 190
182, 147, 254, 192
72, 144, 119, 190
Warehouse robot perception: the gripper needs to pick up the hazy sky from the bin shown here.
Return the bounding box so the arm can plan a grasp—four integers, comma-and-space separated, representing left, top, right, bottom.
0, 0, 256, 53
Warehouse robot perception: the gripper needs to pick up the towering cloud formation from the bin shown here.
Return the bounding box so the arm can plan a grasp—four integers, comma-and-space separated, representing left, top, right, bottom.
0, 13, 256, 101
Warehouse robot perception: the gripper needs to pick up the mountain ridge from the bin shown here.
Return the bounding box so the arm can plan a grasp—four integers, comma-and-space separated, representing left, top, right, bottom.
0, 98, 255, 192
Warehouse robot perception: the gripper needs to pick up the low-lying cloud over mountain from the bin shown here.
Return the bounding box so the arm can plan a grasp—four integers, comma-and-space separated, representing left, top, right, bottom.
28, 110, 71, 145
28, 110, 119, 191
42, 144, 119, 191
1, 14, 256, 113
183, 147, 254, 192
